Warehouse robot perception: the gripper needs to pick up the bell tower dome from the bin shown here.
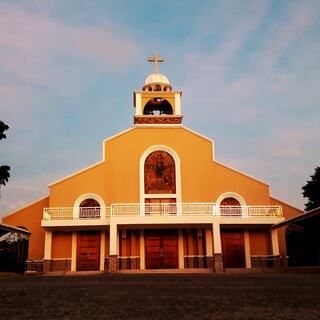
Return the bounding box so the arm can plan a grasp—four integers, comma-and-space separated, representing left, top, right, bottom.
134, 51, 183, 125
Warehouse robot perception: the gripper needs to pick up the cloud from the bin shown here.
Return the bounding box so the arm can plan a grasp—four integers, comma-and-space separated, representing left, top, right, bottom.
0, 7, 141, 91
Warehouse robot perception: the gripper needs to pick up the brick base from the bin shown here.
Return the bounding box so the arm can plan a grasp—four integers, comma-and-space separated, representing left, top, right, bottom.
108, 255, 118, 273
214, 254, 224, 273
184, 256, 214, 269
26, 260, 44, 273
251, 255, 282, 270
42, 259, 71, 272
118, 257, 140, 270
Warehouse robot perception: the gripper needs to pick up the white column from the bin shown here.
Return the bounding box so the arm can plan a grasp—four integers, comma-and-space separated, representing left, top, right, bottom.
213, 223, 222, 254
71, 231, 77, 271
178, 230, 184, 269
271, 229, 280, 255
44, 231, 52, 260
205, 228, 213, 256
140, 230, 145, 270
109, 222, 118, 255
244, 230, 251, 268
100, 230, 106, 271
174, 93, 181, 115
135, 93, 142, 115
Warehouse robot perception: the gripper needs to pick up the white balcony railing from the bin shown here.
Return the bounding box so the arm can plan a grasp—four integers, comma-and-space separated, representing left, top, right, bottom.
43, 204, 282, 221
43, 207, 111, 220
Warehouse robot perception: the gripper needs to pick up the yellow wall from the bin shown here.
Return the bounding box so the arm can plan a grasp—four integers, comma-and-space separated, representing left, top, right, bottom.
52, 231, 72, 258
49, 127, 270, 206
3, 127, 301, 262
249, 230, 271, 255
3, 197, 49, 260
119, 230, 140, 257
270, 197, 303, 258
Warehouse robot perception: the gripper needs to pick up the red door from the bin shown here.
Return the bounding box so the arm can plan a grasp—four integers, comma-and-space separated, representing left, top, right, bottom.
222, 231, 245, 268
77, 231, 101, 271
145, 230, 178, 269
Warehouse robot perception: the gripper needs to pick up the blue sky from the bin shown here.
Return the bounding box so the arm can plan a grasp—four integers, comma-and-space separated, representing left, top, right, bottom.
1, 0, 319, 216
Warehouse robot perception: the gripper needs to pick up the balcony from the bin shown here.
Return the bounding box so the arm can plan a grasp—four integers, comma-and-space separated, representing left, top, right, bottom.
42, 203, 282, 226
111, 203, 282, 217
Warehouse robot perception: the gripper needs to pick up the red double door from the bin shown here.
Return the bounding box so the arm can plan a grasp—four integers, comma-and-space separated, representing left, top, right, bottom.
145, 230, 178, 269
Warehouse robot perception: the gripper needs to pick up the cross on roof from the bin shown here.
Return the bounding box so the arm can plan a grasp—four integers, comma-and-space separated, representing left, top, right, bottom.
147, 50, 164, 74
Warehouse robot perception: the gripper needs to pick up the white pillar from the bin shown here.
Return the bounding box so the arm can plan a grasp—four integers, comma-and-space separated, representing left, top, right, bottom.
44, 231, 52, 260
178, 230, 184, 269
100, 230, 106, 271
109, 222, 118, 255
244, 230, 251, 268
135, 93, 142, 115
71, 231, 77, 271
213, 223, 222, 254
205, 228, 213, 256
140, 230, 145, 270
271, 229, 280, 255
174, 93, 181, 115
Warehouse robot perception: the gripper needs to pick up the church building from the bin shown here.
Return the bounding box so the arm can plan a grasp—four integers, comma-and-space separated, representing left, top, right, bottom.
2, 53, 302, 273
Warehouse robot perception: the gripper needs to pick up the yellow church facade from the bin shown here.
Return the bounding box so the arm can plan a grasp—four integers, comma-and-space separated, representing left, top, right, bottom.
3, 54, 302, 273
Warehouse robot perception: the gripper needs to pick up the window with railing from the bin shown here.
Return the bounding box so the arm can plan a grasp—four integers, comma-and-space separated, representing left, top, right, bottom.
220, 197, 242, 216
79, 199, 101, 219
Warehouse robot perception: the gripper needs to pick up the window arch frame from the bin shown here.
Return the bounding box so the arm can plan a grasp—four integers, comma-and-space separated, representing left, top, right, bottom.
139, 145, 181, 205
73, 193, 106, 219
216, 192, 246, 216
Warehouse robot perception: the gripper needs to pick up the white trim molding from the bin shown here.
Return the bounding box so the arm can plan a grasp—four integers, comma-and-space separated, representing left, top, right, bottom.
139, 145, 182, 206
73, 193, 106, 219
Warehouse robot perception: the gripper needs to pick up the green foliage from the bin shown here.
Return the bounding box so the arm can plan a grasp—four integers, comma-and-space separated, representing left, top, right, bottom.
302, 166, 320, 211
0, 120, 11, 187
0, 165, 11, 186
0, 121, 9, 140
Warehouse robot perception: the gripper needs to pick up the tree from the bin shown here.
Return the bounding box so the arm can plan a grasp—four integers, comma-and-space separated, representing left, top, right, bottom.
0, 121, 11, 190
302, 166, 320, 211
0, 121, 9, 140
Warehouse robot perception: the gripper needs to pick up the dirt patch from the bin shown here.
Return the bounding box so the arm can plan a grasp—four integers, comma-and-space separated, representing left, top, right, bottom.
0, 273, 319, 319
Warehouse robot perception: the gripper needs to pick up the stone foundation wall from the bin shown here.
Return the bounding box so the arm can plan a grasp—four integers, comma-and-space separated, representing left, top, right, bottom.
27, 259, 71, 273
43, 259, 71, 272
213, 253, 224, 273
108, 255, 118, 273
26, 260, 44, 273
251, 255, 281, 269
117, 257, 140, 270
184, 255, 214, 269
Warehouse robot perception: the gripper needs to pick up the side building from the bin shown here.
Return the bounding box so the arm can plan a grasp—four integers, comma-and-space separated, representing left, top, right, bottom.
2, 55, 303, 273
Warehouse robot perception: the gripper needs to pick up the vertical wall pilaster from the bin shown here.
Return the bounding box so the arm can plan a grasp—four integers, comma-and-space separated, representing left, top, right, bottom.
212, 223, 224, 273
178, 230, 184, 269
44, 231, 52, 260
213, 223, 222, 254
109, 222, 118, 273
271, 228, 280, 255
100, 230, 106, 271
140, 230, 145, 270
71, 231, 77, 271
109, 222, 118, 255
205, 228, 214, 269
244, 230, 251, 268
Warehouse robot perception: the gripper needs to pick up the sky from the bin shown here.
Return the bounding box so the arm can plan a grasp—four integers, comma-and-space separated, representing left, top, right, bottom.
0, 0, 319, 216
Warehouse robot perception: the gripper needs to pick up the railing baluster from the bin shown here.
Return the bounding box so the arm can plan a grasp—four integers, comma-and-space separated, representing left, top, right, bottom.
43, 204, 283, 219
